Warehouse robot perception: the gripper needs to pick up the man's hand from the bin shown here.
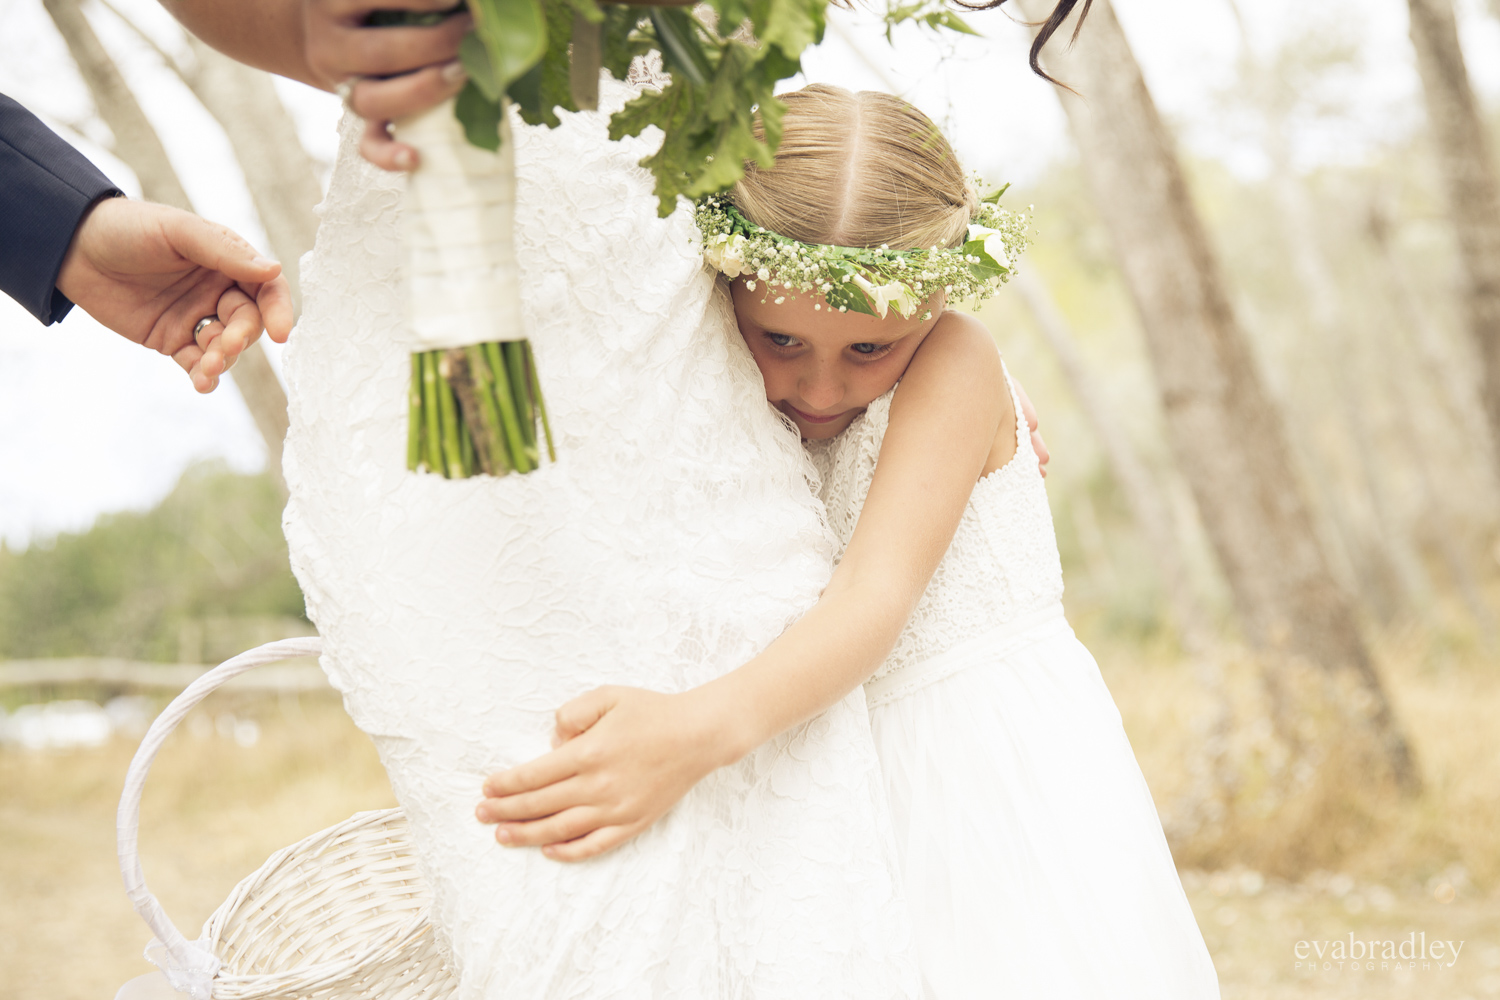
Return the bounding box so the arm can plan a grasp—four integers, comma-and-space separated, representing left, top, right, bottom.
476, 685, 742, 862
305, 0, 471, 171
55, 198, 293, 393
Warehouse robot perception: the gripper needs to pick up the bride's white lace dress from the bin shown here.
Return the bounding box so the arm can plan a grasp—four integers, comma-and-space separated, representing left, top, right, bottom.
281, 85, 920, 998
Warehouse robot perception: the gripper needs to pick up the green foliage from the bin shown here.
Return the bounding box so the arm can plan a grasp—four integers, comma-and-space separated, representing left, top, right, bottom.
882, 0, 978, 42
0, 465, 304, 662
444, 0, 831, 215
470, 0, 549, 96
455, 79, 504, 150
507, 2, 639, 128
399, 0, 990, 215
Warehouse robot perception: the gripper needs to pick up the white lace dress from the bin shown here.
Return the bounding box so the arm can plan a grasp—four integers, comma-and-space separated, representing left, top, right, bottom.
281, 85, 920, 998
806, 377, 1222, 1000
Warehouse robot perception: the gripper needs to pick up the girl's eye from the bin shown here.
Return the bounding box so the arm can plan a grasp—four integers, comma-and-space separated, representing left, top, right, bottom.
850, 342, 886, 356
766, 333, 796, 348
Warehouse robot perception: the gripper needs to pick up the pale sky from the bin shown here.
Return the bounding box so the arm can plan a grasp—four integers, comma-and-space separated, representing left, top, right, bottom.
2, 0, 1499, 547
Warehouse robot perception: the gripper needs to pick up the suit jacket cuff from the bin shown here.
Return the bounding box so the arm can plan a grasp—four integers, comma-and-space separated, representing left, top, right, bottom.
0, 94, 125, 325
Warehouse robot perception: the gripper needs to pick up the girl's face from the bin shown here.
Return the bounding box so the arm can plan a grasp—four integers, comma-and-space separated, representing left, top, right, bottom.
732, 279, 944, 440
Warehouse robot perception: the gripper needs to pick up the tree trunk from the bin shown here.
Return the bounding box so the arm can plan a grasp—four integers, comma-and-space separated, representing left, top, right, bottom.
1013, 0, 1420, 791
1406, 0, 1500, 480
1015, 268, 1239, 833
43, 0, 291, 497
1257, 95, 1432, 618
1014, 269, 1213, 651
177, 36, 323, 304
1367, 204, 1500, 636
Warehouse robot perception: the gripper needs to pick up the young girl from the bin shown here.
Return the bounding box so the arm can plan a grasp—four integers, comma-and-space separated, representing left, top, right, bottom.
477, 85, 1220, 998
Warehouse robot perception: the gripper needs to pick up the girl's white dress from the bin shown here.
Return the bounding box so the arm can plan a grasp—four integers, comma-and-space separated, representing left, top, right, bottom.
281, 87, 920, 998
806, 379, 1222, 1000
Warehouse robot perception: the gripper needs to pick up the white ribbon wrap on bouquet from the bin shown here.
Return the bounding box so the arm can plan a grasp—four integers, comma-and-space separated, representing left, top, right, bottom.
395, 99, 525, 351
283, 81, 921, 999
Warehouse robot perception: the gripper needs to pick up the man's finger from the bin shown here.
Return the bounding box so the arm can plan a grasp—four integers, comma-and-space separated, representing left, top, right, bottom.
482, 747, 580, 799
144, 274, 236, 357
254, 275, 295, 343
171, 341, 216, 393
195, 289, 253, 379
493, 807, 603, 848
162, 208, 281, 285
350, 61, 466, 122
214, 297, 265, 373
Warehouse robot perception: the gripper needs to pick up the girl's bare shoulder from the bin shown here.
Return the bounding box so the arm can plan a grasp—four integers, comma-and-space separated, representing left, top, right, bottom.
901, 309, 1005, 399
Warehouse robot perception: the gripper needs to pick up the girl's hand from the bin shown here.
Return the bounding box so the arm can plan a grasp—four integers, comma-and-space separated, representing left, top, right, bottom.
476, 686, 744, 862
1012, 378, 1050, 478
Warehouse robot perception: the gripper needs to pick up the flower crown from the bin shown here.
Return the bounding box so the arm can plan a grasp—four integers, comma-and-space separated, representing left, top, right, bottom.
693, 189, 1032, 320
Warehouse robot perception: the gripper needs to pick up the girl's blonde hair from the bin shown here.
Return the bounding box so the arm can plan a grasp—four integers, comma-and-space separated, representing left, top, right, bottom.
733, 84, 977, 251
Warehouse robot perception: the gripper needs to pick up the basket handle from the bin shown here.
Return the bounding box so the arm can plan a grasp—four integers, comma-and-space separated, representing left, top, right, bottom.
116, 637, 324, 999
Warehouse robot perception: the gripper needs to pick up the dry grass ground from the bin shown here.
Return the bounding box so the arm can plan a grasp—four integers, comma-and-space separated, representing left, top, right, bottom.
0, 694, 395, 1000
1095, 615, 1500, 1000
2, 621, 1497, 1000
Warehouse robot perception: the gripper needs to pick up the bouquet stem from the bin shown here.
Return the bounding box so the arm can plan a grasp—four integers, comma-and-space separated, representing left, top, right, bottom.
408, 342, 554, 478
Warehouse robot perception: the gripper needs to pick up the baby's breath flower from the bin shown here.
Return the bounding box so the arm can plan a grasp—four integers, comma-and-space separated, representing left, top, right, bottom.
693, 195, 1030, 319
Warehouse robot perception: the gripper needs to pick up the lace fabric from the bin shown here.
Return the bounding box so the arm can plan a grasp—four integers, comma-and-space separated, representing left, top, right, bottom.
804, 371, 1066, 687
282, 82, 920, 998
806, 369, 1221, 1000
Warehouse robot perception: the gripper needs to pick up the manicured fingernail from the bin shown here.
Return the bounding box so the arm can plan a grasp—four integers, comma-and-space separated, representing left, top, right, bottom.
441, 60, 467, 84
394, 148, 417, 171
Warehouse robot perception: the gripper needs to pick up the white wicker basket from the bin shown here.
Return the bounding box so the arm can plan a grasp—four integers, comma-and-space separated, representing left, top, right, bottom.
117, 638, 457, 999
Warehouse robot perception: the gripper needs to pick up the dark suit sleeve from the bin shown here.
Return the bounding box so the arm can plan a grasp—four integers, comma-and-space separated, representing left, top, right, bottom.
0, 93, 123, 325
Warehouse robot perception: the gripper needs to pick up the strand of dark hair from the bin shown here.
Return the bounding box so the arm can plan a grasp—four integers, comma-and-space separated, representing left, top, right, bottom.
951, 0, 1095, 87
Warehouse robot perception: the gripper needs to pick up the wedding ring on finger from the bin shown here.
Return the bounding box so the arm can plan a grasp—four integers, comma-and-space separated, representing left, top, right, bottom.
192, 315, 218, 346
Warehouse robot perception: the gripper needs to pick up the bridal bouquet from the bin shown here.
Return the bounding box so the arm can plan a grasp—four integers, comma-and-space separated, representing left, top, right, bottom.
389, 0, 833, 478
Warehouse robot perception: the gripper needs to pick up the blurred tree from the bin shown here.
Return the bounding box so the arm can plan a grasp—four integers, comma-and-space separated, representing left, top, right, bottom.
1014, 270, 1213, 650
1366, 201, 1500, 635
1013, 0, 1419, 791
1406, 0, 1500, 479
40, 0, 293, 496
0, 466, 304, 662
1223, 1, 1433, 620
95, 1, 323, 304
1015, 268, 1239, 830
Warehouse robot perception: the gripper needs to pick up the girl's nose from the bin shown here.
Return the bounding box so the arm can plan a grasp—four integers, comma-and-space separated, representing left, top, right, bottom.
798, 366, 843, 411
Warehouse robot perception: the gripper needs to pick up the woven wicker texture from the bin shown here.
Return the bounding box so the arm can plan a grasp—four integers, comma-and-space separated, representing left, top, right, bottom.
202, 808, 455, 1000
118, 639, 456, 999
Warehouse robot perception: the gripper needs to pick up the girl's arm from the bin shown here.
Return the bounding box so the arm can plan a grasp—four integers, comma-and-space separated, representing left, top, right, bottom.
476, 312, 1016, 860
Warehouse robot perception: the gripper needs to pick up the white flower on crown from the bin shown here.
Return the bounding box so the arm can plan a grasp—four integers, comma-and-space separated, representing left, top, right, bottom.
851, 274, 921, 319
703, 232, 750, 278
967, 223, 1011, 269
